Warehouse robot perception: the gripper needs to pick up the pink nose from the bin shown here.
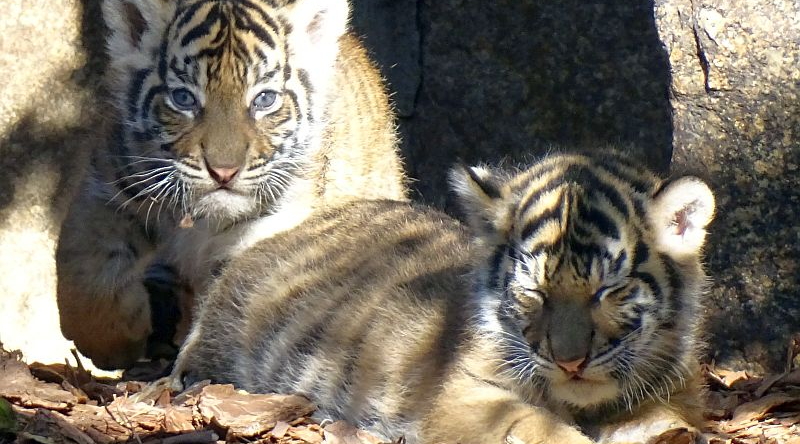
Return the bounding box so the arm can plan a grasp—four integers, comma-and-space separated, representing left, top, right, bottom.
208, 166, 239, 185
555, 357, 586, 375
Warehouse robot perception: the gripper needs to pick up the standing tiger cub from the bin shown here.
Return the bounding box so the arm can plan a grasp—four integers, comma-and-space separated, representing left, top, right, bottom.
56, 0, 406, 370
170, 151, 715, 444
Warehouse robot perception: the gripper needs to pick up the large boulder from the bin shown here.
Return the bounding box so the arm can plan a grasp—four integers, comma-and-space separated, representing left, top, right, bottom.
0, 0, 103, 367
656, 0, 800, 371
355, 1, 673, 210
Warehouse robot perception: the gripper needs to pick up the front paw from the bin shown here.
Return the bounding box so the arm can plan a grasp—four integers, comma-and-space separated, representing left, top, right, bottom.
596, 418, 703, 444
507, 421, 595, 444
63, 283, 153, 370
144, 262, 184, 360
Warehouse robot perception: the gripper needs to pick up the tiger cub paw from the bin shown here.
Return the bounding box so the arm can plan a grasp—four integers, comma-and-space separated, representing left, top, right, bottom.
65, 283, 153, 370
506, 422, 595, 444
596, 418, 705, 444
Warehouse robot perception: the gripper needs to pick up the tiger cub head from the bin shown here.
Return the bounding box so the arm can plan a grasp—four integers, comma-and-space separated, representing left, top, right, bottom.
102, 0, 349, 221
451, 151, 715, 414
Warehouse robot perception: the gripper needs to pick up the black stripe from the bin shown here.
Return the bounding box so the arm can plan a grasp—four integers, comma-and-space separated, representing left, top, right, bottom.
175, 1, 205, 29
520, 204, 562, 241
181, 6, 220, 47
140, 83, 166, 123
589, 178, 630, 219
127, 68, 152, 118
234, 12, 276, 48
634, 271, 663, 302
611, 250, 627, 275
599, 161, 653, 194
661, 254, 683, 316
489, 245, 510, 290
632, 241, 649, 268
580, 203, 620, 240
516, 165, 562, 219
236, 0, 281, 35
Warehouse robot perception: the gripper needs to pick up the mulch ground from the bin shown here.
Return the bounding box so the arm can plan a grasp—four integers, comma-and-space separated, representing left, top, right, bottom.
1, 346, 799, 444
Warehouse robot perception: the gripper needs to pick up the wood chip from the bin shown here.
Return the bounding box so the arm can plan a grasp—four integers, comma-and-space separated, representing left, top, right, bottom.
0, 352, 77, 412
19, 409, 94, 444
731, 393, 800, 424
197, 384, 315, 439
323, 421, 386, 444
271, 420, 291, 439
164, 405, 197, 433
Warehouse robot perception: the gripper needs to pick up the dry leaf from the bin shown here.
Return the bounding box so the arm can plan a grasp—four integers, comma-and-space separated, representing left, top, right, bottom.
646, 427, 698, 444
289, 425, 324, 443
106, 395, 167, 432
0, 352, 78, 412
164, 405, 196, 433
323, 421, 386, 444
715, 369, 752, 388
19, 409, 94, 444
731, 393, 800, 424
272, 420, 291, 438
197, 384, 315, 439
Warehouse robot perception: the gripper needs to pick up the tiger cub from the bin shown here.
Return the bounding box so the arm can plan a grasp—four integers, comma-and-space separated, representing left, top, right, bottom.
169, 151, 715, 444
56, 0, 406, 370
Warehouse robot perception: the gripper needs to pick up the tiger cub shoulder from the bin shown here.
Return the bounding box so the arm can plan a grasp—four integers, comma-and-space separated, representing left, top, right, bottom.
56, 0, 406, 369
171, 150, 715, 444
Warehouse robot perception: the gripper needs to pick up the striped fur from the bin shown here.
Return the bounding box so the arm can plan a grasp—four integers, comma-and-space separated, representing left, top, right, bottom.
56, 0, 406, 369
170, 151, 715, 444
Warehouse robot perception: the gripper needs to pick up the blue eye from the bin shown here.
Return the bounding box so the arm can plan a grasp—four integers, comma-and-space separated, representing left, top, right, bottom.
251, 90, 279, 113
169, 88, 197, 111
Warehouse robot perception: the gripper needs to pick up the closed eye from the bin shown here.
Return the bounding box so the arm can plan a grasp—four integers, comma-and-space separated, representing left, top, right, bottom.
592, 280, 630, 303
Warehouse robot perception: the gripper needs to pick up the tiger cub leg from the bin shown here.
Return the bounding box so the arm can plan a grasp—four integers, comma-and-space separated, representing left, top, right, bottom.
423, 371, 594, 444
593, 407, 704, 444
592, 378, 706, 444
56, 190, 164, 369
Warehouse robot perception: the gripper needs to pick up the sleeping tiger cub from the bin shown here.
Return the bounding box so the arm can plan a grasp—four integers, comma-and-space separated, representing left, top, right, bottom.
169, 151, 715, 444
56, 0, 406, 369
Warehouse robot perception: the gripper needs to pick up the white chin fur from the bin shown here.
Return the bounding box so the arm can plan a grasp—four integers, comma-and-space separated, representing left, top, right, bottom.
192, 190, 258, 221
549, 378, 619, 408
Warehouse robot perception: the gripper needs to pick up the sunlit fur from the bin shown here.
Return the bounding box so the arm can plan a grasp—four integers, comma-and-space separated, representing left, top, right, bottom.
56, 0, 406, 370
170, 151, 715, 444
456, 150, 715, 422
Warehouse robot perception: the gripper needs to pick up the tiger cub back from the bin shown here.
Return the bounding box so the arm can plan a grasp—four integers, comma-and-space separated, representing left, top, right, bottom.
56, 0, 406, 369
171, 150, 715, 444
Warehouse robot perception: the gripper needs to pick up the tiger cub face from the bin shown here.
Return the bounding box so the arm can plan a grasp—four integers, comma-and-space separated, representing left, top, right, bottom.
102, 0, 349, 222
452, 151, 715, 414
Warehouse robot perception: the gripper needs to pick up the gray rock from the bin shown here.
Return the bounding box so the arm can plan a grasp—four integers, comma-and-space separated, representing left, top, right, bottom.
656, 0, 800, 372
350, 0, 420, 118
0, 0, 101, 368
359, 0, 674, 210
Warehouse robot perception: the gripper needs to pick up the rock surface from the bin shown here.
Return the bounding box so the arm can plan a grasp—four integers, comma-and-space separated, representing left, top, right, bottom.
369, 0, 674, 210
0, 0, 102, 368
655, 0, 800, 371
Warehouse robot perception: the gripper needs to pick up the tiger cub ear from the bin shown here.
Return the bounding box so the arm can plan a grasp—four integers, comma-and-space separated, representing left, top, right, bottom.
449, 165, 511, 242
284, 0, 349, 87
649, 176, 715, 257
102, 0, 174, 55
